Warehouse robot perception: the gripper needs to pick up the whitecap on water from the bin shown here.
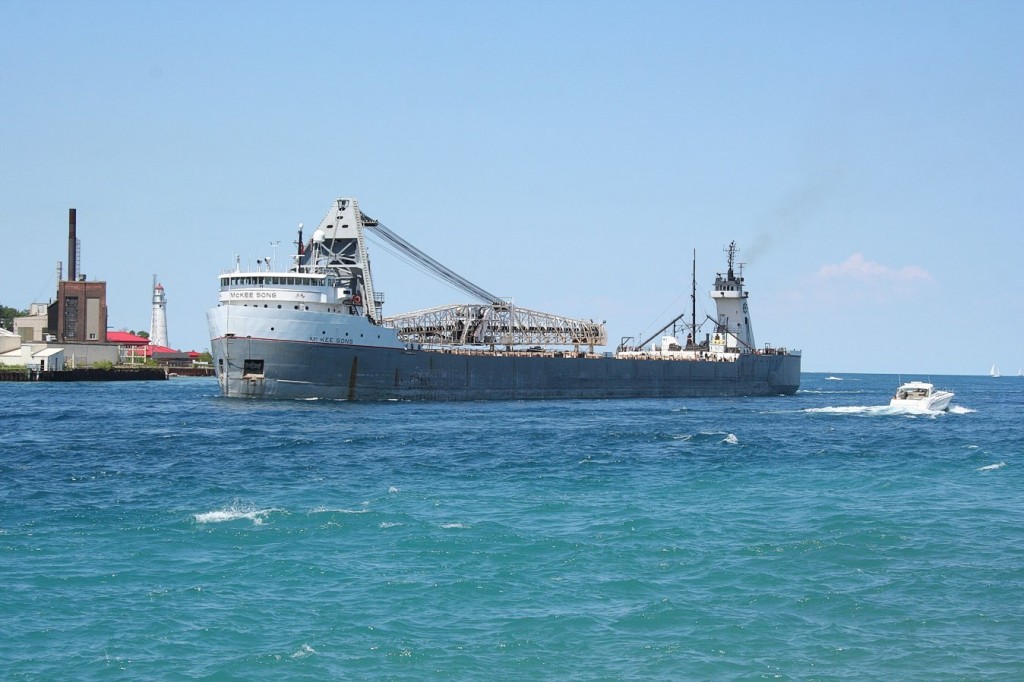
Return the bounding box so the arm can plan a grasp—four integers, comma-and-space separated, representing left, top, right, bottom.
977, 462, 1006, 472
291, 644, 316, 658
194, 505, 278, 525
722, 433, 739, 445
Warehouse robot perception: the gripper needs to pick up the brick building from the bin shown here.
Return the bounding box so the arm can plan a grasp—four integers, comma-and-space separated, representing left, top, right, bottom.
47, 279, 108, 343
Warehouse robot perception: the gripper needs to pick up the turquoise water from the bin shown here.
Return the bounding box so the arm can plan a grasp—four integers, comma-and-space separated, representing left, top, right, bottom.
2, 374, 1022, 679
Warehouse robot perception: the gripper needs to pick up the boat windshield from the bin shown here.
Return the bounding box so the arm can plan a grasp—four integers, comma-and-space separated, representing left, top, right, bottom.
896, 386, 930, 399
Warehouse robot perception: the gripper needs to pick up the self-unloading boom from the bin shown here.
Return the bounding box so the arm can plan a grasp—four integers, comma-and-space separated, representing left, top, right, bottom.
291, 199, 605, 349
360, 213, 505, 306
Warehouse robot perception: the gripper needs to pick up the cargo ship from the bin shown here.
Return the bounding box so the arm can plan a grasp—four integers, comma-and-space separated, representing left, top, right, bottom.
208, 198, 800, 400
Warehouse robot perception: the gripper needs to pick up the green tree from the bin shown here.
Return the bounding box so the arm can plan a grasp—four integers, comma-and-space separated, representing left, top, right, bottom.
1, 304, 29, 331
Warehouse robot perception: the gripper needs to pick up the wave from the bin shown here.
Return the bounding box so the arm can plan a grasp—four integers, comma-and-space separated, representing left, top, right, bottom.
672, 431, 740, 444
194, 505, 280, 525
291, 644, 316, 659
309, 506, 368, 514
977, 462, 1006, 472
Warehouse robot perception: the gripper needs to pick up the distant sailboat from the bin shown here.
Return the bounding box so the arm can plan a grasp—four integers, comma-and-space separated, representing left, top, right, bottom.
990, 364, 1000, 378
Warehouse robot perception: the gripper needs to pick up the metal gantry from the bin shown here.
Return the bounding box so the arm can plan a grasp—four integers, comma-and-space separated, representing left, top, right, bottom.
383, 303, 606, 351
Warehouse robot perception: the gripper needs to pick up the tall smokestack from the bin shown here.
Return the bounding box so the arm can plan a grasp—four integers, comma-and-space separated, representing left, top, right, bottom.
67, 208, 77, 282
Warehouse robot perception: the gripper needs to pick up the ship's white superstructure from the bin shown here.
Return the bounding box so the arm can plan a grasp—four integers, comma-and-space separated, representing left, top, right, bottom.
710, 241, 755, 353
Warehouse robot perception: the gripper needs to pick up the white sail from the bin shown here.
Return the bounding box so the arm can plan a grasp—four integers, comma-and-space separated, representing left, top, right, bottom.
990, 364, 1000, 378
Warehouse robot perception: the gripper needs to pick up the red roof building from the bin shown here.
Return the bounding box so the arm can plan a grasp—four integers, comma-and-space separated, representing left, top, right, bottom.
107, 331, 150, 346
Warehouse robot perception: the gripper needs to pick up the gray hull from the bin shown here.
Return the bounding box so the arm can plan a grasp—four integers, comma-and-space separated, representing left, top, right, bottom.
211, 337, 800, 400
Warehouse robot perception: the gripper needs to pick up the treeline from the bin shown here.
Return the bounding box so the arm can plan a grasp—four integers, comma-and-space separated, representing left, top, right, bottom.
1, 304, 29, 331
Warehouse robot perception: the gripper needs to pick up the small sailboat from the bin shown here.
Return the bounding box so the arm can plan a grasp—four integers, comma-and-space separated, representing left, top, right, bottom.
990, 364, 1000, 378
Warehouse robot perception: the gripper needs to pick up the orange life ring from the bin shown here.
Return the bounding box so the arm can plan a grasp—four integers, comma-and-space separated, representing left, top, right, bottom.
351, 294, 362, 305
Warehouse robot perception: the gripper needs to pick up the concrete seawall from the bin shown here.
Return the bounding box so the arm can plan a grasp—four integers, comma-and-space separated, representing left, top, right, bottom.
0, 368, 167, 382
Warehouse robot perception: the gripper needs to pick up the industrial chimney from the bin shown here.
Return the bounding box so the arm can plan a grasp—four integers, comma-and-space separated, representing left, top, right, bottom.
67, 208, 77, 282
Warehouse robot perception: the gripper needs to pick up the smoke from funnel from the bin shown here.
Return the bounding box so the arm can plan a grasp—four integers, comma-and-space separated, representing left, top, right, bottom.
745, 174, 836, 266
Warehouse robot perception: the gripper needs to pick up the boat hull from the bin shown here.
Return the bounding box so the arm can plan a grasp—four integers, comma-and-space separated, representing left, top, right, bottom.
209, 336, 801, 401
890, 391, 954, 412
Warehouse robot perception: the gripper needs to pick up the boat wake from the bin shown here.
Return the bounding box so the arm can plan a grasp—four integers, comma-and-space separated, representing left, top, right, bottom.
804, 404, 966, 417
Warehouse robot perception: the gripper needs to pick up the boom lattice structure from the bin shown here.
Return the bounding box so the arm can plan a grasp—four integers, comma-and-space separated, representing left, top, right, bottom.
355, 209, 605, 350
383, 303, 606, 351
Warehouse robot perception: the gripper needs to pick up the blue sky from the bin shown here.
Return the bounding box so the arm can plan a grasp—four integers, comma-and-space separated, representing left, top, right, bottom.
2, 0, 1021, 374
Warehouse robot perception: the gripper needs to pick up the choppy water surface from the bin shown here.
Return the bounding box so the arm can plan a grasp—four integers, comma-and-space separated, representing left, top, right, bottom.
2, 374, 1022, 679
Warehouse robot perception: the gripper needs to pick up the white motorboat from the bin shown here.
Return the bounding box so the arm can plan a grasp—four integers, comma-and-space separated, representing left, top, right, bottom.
890, 380, 954, 412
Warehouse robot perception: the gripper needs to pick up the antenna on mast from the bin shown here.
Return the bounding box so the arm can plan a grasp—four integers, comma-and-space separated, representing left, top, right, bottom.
690, 249, 697, 345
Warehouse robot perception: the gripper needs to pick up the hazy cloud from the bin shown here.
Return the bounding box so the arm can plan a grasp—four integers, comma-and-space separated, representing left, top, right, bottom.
784, 253, 936, 307
815, 253, 934, 284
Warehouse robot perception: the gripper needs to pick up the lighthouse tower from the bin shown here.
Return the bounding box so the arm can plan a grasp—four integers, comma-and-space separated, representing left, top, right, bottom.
150, 275, 169, 348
